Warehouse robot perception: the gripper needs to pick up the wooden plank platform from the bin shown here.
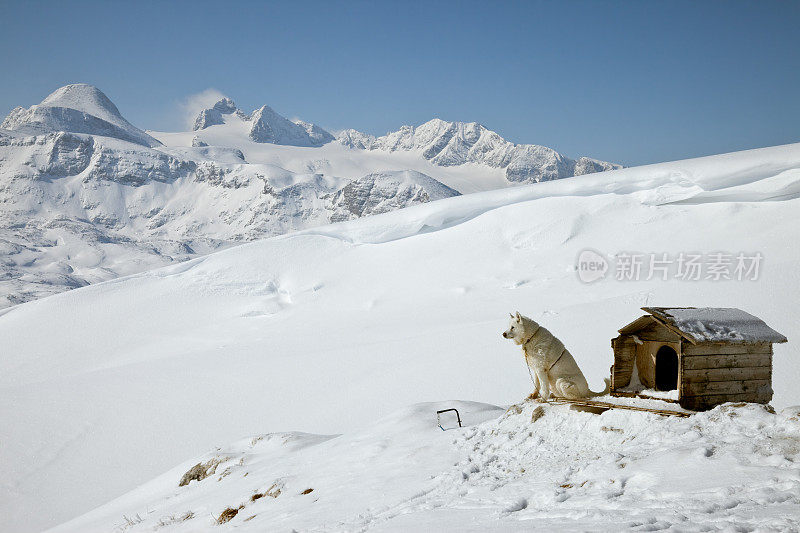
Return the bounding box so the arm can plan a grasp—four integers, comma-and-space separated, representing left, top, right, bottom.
547, 397, 693, 418
610, 391, 680, 404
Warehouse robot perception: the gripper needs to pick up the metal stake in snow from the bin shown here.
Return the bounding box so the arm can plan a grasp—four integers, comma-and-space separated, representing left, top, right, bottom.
436, 408, 462, 431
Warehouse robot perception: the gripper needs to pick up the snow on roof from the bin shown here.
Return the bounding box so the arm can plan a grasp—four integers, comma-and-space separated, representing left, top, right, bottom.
641, 307, 787, 344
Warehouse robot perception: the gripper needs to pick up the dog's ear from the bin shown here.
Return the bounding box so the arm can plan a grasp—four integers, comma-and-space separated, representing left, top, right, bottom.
509, 312, 514, 318
515, 311, 521, 320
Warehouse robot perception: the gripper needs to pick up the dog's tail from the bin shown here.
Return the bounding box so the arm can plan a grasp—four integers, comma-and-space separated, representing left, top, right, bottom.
588, 378, 611, 397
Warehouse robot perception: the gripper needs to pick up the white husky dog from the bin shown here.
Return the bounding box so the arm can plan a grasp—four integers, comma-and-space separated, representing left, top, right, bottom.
502, 311, 610, 401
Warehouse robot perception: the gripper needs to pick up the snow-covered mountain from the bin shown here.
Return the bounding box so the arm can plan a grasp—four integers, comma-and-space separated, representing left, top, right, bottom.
193, 97, 334, 146
2, 141, 799, 532
328, 170, 459, 221
337, 118, 621, 182
1, 83, 161, 148
0, 127, 453, 306
0, 84, 619, 308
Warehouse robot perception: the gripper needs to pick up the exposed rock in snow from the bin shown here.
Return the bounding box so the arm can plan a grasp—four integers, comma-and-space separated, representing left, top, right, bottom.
193, 109, 223, 130
503, 143, 572, 183
192, 97, 244, 130
574, 156, 620, 176
0, 84, 161, 147
191, 135, 208, 147
329, 170, 459, 221
336, 119, 621, 183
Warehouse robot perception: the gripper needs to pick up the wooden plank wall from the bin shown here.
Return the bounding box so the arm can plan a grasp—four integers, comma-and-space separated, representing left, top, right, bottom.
679, 343, 773, 410
611, 336, 636, 390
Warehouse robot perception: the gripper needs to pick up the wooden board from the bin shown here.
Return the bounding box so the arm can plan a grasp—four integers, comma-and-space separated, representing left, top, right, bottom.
682, 379, 772, 396
682, 366, 771, 383
548, 397, 691, 418
569, 404, 610, 415
611, 336, 636, 389
634, 321, 683, 342
610, 391, 680, 404
618, 315, 656, 336
682, 343, 771, 356
635, 341, 656, 389
682, 353, 771, 370
680, 392, 771, 410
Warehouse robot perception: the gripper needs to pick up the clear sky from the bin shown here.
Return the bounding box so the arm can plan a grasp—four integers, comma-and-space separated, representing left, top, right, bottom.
1, 0, 798, 166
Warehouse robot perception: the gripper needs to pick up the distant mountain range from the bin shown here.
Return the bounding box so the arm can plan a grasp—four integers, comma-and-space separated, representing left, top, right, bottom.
0, 84, 620, 307
188, 94, 619, 182
336, 120, 618, 182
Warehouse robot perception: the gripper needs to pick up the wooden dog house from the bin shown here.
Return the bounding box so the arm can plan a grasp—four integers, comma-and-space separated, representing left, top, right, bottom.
611, 307, 787, 411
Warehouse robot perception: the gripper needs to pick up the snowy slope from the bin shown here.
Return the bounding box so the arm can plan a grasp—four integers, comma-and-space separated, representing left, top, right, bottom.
1, 142, 800, 532
51, 402, 800, 532
0, 86, 617, 309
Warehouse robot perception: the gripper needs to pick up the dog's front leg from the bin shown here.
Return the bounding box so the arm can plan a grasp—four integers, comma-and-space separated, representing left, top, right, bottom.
534, 366, 550, 402
527, 371, 540, 400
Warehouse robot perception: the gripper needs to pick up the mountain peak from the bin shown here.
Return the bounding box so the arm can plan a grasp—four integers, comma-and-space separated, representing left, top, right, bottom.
336, 129, 376, 150
1, 83, 160, 147
248, 105, 305, 145
211, 97, 237, 114
40, 84, 123, 122
193, 97, 243, 130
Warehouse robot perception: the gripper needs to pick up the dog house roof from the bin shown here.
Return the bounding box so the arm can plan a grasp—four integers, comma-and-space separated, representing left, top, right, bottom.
618, 307, 788, 345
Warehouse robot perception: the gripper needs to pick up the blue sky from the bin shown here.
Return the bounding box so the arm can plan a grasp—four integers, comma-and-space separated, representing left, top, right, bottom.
1, 0, 798, 166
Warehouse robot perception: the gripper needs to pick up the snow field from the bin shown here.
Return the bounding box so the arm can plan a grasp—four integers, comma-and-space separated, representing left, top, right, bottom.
2, 142, 800, 531
51, 401, 800, 532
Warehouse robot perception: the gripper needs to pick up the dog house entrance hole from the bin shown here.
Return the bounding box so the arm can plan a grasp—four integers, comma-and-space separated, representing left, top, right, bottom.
655, 345, 678, 391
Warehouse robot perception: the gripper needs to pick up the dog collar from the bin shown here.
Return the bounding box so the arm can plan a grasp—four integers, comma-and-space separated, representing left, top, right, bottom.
522, 324, 540, 345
